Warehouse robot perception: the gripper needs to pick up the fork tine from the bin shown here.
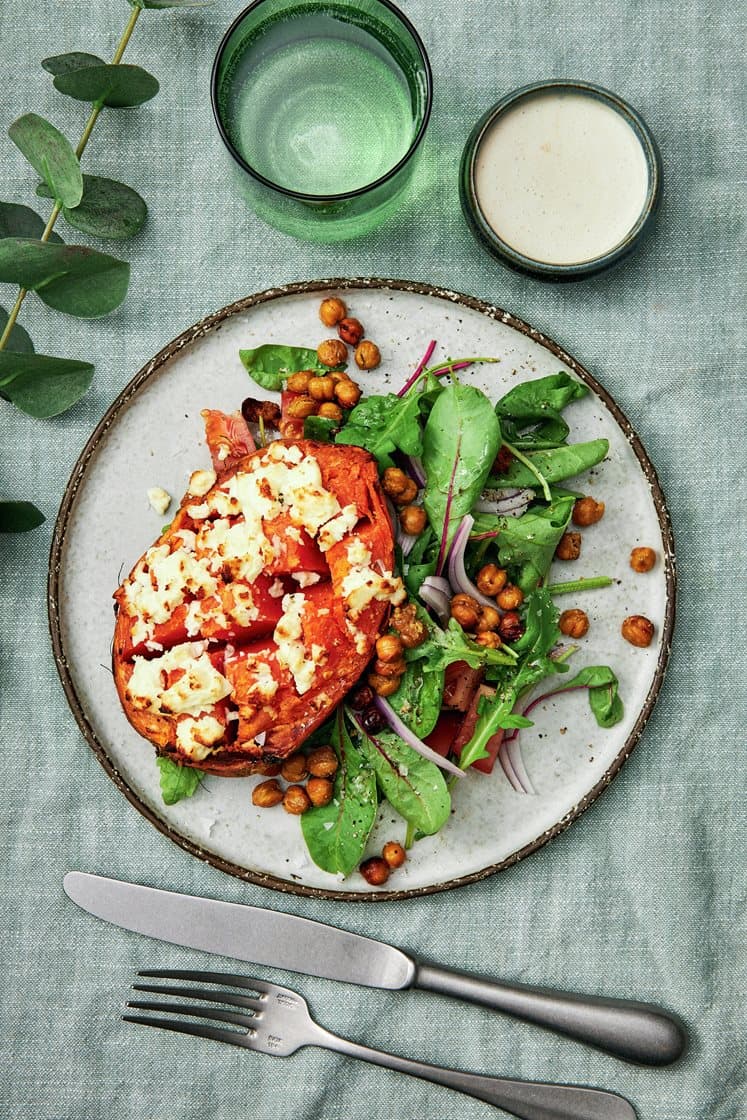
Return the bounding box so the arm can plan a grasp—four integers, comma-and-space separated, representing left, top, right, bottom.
127, 999, 255, 1031
137, 969, 272, 995
123, 1014, 251, 1050
132, 983, 264, 1013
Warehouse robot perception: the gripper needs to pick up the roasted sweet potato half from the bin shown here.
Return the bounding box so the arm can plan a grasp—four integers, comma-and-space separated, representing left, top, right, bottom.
113, 437, 403, 775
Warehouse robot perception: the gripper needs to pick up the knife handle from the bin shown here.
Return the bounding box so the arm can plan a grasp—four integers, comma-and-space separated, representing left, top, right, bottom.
413, 963, 686, 1066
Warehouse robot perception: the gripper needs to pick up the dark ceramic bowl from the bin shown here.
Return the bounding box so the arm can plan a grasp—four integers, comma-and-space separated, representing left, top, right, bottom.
460, 80, 663, 281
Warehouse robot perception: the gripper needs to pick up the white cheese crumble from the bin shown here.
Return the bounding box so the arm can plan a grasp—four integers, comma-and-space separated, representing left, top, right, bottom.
273, 593, 319, 695
127, 644, 232, 715
188, 469, 217, 497
124, 545, 218, 646
147, 487, 172, 517
317, 503, 360, 551
228, 583, 259, 628
340, 540, 406, 618
268, 579, 285, 598
175, 713, 225, 760
292, 571, 322, 588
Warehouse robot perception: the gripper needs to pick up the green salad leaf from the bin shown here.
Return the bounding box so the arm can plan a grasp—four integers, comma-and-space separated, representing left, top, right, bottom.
335, 390, 423, 469
156, 756, 202, 804
491, 493, 576, 591
355, 725, 450, 837
301, 711, 377, 877
543, 665, 624, 728
488, 439, 609, 490
240, 344, 327, 392
389, 658, 444, 738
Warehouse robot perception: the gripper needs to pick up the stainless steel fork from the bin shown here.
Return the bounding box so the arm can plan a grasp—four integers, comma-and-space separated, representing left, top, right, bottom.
125, 969, 636, 1120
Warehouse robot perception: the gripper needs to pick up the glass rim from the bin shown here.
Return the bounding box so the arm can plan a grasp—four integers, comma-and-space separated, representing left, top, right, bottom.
460, 79, 663, 280
210, 0, 433, 203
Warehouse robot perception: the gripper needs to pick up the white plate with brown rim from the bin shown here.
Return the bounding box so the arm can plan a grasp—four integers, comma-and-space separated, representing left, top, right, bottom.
49, 279, 675, 900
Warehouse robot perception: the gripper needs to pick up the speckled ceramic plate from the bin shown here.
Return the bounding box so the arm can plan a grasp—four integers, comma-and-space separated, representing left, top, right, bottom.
49, 279, 675, 901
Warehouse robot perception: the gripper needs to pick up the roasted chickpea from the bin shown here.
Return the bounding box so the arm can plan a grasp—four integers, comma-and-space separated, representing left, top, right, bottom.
367, 671, 400, 697
286, 369, 314, 393
393, 478, 418, 505
318, 402, 344, 422
499, 610, 524, 642
476, 605, 501, 632
360, 857, 390, 886
281, 753, 308, 783
354, 340, 381, 370
334, 379, 362, 409
399, 505, 427, 535
476, 563, 508, 597
621, 615, 655, 648
285, 395, 317, 420
374, 656, 407, 679
559, 608, 590, 638
450, 593, 481, 631
475, 631, 502, 649
306, 777, 335, 807
496, 584, 524, 611
282, 784, 311, 815
573, 496, 605, 526
308, 375, 335, 402
338, 317, 364, 346
376, 633, 404, 662
251, 779, 283, 808
329, 369, 351, 384
382, 841, 406, 869
317, 338, 348, 367
391, 603, 428, 649
381, 466, 409, 498
319, 296, 346, 327
555, 531, 582, 561
306, 746, 338, 778
630, 546, 657, 573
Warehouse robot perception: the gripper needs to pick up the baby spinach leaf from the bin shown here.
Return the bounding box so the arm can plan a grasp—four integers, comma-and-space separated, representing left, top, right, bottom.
485, 493, 576, 591
156, 756, 202, 804
544, 665, 624, 728
8, 113, 83, 209
38, 175, 147, 240
301, 712, 377, 877
488, 439, 609, 490
52, 64, 160, 108
0, 201, 63, 244
403, 526, 438, 596
41, 53, 105, 77
355, 726, 450, 837
0, 239, 129, 317
303, 414, 337, 441
495, 372, 588, 423
389, 658, 444, 738
336, 390, 422, 469
0, 351, 94, 417
0, 500, 45, 533
0, 305, 34, 354
422, 382, 501, 561
240, 344, 326, 392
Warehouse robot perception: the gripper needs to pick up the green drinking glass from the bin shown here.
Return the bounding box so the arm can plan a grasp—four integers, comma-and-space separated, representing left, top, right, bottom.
211, 0, 432, 241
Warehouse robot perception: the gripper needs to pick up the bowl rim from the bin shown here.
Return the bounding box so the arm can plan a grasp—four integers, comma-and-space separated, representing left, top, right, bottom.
210, 0, 433, 203
459, 79, 663, 280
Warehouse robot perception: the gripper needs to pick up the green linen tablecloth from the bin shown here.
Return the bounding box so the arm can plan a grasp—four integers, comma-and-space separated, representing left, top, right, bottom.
1, 2, 744, 1117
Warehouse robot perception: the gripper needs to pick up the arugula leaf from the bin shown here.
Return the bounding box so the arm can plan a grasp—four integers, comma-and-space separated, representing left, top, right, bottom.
301, 711, 377, 877
488, 439, 609, 490
355, 726, 450, 837
543, 665, 624, 728
156, 756, 202, 805
408, 614, 516, 673
473, 494, 575, 592
240, 344, 326, 392
335, 390, 422, 469
422, 382, 501, 562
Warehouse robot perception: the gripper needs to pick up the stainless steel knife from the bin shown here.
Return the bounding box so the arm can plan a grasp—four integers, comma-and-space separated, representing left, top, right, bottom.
64, 871, 685, 1066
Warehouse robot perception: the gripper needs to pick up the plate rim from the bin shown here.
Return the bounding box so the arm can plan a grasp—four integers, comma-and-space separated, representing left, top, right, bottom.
48, 277, 676, 902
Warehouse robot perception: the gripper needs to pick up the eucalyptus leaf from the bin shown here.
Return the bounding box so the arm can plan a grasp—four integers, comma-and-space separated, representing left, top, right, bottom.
0, 201, 63, 244
8, 113, 83, 209
41, 53, 105, 77
0, 239, 129, 318
38, 175, 147, 240
129, 1, 214, 8
53, 64, 160, 108
0, 351, 94, 417
0, 500, 45, 533
0, 306, 34, 354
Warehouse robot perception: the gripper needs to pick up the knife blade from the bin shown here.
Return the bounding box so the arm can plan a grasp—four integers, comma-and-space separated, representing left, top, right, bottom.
64, 871, 685, 1066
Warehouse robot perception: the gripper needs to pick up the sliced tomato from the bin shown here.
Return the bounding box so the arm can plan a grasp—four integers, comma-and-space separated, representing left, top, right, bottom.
201, 409, 256, 474
425, 697, 504, 775
451, 684, 504, 774
442, 661, 485, 711
424, 712, 462, 756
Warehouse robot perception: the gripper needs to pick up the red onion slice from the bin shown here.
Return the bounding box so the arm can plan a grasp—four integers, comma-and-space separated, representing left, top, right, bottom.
447, 514, 496, 609
497, 741, 526, 793
505, 736, 536, 794
372, 695, 464, 778
420, 576, 451, 626
474, 488, 534, 517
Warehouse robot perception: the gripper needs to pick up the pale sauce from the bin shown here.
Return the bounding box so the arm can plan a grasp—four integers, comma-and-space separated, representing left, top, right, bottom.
474, 91, 650, 265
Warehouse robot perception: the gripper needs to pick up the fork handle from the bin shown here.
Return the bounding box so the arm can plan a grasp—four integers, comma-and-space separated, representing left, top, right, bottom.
316, 1030, 635, 1120
414, 963, 685, 1066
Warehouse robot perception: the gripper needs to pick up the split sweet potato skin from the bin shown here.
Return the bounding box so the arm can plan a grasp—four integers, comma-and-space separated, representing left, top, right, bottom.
113, 440, 396, 776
